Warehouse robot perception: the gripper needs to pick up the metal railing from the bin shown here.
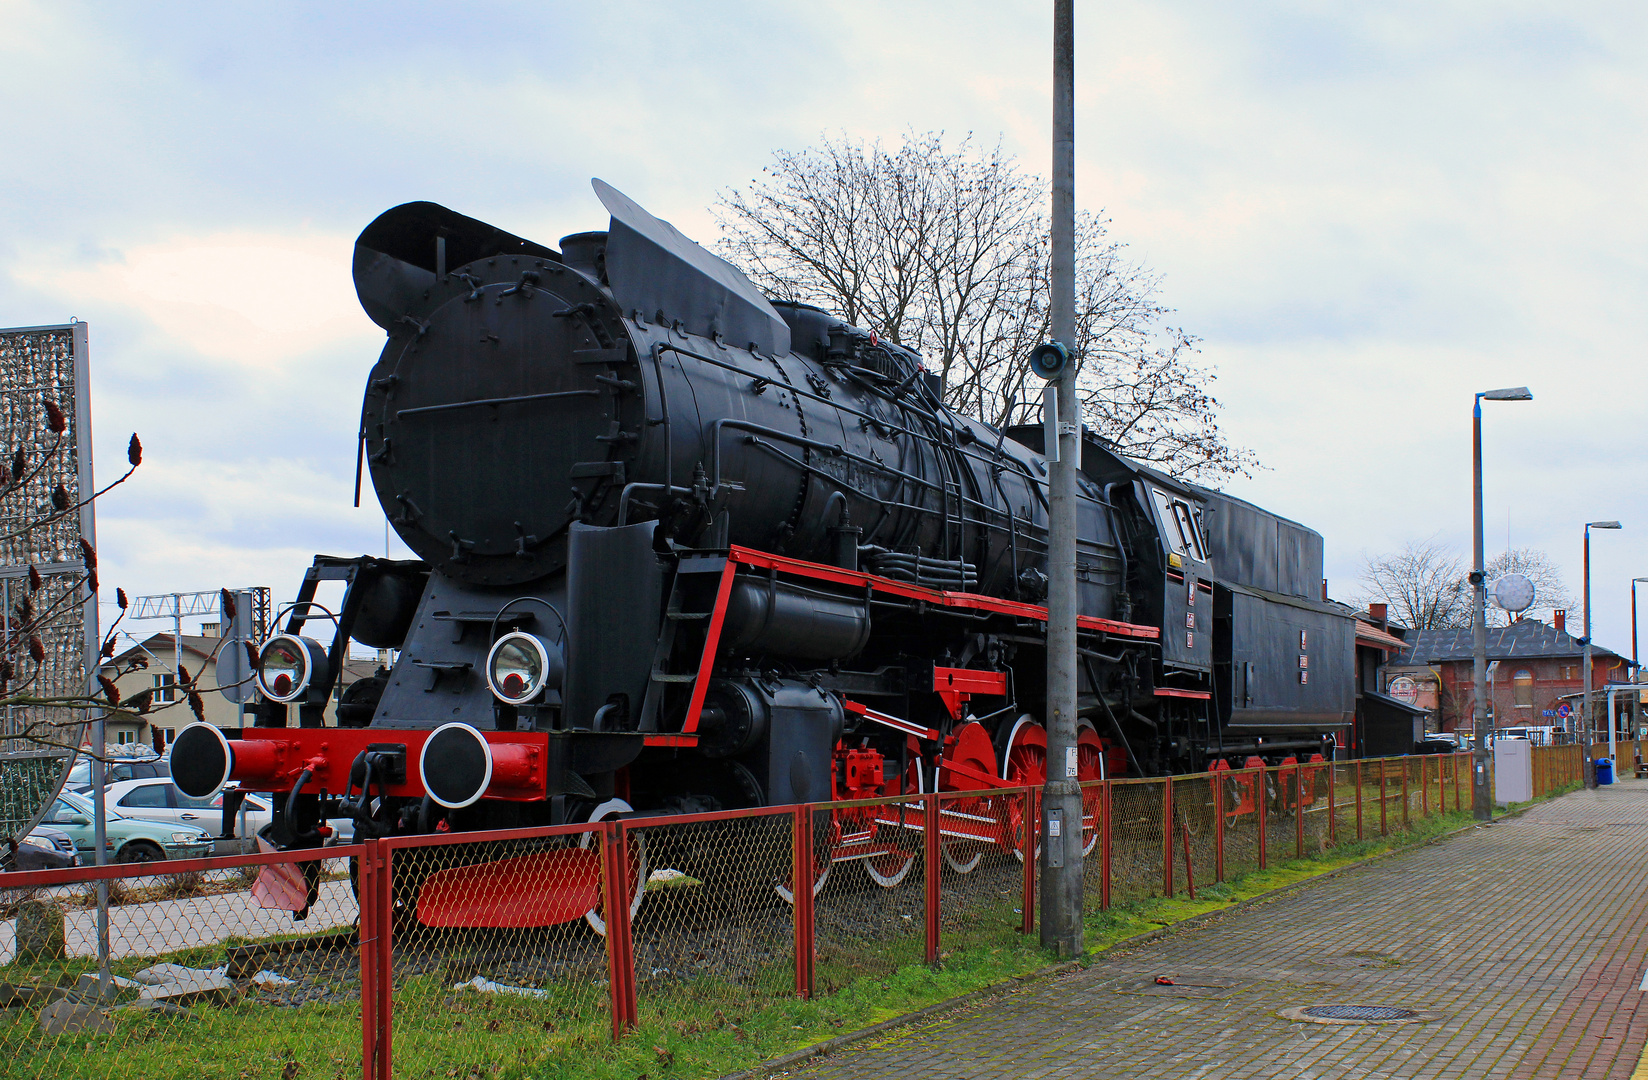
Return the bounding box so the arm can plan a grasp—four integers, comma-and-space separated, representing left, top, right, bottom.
0, 748, 1583, 1078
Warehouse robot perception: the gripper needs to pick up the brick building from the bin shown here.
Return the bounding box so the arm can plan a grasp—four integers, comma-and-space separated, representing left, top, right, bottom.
1384, 612, 1630, 738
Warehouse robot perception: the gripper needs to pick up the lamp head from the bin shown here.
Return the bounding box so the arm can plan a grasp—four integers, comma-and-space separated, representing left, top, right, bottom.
1588, 521, 1623, 530
1479, 386, 1533, 401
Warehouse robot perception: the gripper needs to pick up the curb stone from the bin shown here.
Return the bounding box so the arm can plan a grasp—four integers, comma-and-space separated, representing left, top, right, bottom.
723, 803, 1545, 1080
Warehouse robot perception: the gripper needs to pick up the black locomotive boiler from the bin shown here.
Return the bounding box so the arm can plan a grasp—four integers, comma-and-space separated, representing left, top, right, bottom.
172, 180, 1354, 926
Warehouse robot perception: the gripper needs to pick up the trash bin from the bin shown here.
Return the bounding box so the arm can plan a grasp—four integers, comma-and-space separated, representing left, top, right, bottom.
1596, 758, 1614, 785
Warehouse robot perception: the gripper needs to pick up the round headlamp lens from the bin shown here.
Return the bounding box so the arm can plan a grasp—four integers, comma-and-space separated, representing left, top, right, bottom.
258, 637, 308, 701
490, 637, 543, 702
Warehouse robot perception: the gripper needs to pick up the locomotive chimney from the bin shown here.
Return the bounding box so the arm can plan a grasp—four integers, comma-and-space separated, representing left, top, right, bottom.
1554, 609, 1566, 633
558, 231, 608, 281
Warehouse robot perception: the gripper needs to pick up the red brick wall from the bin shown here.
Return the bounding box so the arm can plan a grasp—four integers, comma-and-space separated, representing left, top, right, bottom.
1434, 656, 1627, 732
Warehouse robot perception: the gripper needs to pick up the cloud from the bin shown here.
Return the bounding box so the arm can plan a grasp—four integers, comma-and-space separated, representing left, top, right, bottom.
18, 232, 371, 370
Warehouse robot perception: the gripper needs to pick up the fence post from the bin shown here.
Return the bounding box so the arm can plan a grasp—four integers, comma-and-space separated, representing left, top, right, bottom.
602, 822, 638, 1039
1101, 780, 1112, 911
375, 845, 394, 1080
1021, 789, 1037, 934
1438, 753, 1446, 811
1401, 758, 1410, 829
1379, 759, 1388, 836
793, 804, 816, 998
924, 792, 940, 966
1256, 767, 1267, 870
1294, 765, 1304, 859
1421, 755, 1429, 818
360, 840, 378, 1080
1214, 772, 1226, 882
1355, 760, 1363, 841
1181, 823, 1196, 900
1327, 762, 1336, 846
1162, 776, 1174, 897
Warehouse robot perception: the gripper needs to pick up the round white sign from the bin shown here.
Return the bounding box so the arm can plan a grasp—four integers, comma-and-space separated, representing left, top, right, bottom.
1490, 573, 1536, 614
1389, 676, 1419, 705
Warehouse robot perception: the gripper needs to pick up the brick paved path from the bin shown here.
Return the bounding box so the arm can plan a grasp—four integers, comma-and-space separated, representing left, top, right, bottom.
786, 779, 1648, 1080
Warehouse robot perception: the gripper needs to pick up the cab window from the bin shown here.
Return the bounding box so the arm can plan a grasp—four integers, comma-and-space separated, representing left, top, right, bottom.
1151, 489, 1207, 562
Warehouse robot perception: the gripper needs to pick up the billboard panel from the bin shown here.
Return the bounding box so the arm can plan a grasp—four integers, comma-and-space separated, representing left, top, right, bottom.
0, 322, 97, 843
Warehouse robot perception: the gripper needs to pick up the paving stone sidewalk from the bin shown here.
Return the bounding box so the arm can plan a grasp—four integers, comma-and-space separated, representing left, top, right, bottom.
785, 778, 1648, 1080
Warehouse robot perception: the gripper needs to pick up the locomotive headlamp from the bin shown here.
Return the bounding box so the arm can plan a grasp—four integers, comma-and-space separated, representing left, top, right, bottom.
486, 632, 564, 704
255, 633, 330, 704
1028, 341, 1070, 381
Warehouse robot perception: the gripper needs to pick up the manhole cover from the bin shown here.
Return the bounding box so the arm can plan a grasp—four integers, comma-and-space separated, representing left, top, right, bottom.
1306, 1006, 1415, 1021
1314, 952, 1399, 969
1279, 1004, 1442, 1026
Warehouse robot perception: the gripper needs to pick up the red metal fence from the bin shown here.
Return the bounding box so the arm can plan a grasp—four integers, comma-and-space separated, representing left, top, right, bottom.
0, 748, 1582, 1078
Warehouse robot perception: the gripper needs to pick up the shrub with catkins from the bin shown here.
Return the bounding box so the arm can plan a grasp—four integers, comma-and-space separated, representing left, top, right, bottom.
43, 400, 66, 434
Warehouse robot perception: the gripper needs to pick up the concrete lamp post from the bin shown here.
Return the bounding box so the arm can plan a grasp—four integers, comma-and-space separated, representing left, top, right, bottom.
1471, 387, 1532, 821
1582, 521, 1623, 786
1631, 577, 1648, 674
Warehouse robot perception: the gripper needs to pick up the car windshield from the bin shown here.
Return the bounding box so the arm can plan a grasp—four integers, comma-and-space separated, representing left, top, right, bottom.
58, 790, 127, 820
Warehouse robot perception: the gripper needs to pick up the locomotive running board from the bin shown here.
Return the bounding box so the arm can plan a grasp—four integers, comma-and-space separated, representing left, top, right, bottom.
677, 545, 1159, 736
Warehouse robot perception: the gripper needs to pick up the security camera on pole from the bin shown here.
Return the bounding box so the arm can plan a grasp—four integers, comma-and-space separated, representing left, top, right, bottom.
1037, 0, 1084, 957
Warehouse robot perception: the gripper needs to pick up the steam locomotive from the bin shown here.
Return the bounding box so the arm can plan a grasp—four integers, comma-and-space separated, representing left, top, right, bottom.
172, 180, 1353, 925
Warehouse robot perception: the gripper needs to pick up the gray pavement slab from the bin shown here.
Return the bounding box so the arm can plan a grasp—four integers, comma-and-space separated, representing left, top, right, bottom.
785, 779, 1648, 1080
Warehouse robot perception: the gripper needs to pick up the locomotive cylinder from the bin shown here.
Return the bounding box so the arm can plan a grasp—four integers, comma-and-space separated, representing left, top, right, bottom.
721, 577, 871, 660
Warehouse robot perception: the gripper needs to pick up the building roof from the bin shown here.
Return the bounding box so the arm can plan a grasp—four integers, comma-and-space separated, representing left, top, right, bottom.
1356, 620, 1408, 653
1393, 620, 1621, 666
102, 633, 222, 671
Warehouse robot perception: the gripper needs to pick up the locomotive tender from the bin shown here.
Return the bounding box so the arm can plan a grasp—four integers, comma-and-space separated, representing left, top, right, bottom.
173, 181, 1353, 923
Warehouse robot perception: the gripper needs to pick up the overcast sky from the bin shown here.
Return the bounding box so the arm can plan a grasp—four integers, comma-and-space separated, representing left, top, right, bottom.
2, 1, 1643, 662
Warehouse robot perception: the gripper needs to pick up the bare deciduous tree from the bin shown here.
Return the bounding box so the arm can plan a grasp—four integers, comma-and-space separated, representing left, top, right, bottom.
715, 131, 1256, 481
1361, 538, 1576, 632
1360, 537, 1472, 630
1483, 548, 1575, 627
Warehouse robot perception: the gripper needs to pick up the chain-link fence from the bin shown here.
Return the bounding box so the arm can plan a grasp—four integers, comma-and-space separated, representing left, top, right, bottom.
0, 843, 365, 1080
0, 749, 1579, 1078
935, 789, 1035, 958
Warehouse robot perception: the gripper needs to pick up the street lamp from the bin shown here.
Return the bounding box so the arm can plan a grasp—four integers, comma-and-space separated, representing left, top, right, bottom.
1631, 576, 1648, 673
1582, 520, 1623, 783
1471, 387, 1532, 821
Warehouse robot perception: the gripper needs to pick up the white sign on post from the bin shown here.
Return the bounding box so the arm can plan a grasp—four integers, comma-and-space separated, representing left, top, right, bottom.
1065, 745, 1079, 778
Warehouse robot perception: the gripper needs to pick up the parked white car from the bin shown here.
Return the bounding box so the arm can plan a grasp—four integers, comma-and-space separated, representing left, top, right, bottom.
102, 778, 355, 842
